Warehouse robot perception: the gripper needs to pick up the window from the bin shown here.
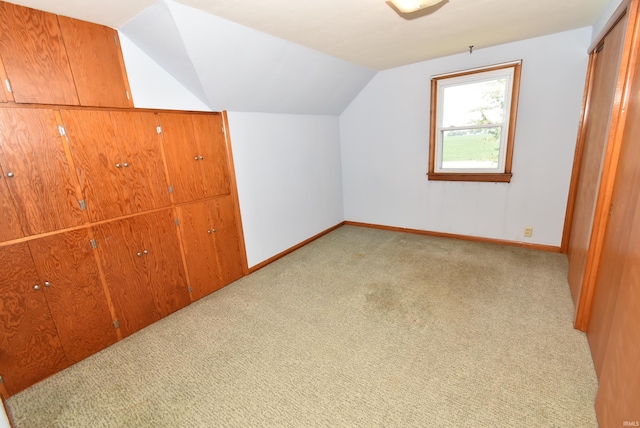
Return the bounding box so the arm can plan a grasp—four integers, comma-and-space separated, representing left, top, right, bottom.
428, 61, 522, 182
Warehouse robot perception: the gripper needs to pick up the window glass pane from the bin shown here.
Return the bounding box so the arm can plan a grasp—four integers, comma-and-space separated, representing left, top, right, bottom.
442, 78, 507, 128
441, 128, 501, 169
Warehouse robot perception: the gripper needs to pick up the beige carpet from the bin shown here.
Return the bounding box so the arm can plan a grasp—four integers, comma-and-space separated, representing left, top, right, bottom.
6, 225, 598, 427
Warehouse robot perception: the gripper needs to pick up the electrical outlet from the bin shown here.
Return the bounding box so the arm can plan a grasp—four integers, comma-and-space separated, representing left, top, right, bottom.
524, 227, 533, 237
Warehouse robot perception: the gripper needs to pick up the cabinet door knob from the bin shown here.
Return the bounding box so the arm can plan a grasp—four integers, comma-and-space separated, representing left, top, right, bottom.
207, 229, 212, 234
116, 163, 122, 168
199, 156, 204, 160
137, 252, 142, 257
6, 172, 14, 178
123, 163, 130, 167
194, 156, 199, 161
33, 284, 40, 290
44, 281, 51, 287
143, 249, 149, 254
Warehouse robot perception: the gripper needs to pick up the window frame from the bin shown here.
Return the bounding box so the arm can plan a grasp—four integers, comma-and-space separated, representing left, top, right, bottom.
428, 61, 522, 183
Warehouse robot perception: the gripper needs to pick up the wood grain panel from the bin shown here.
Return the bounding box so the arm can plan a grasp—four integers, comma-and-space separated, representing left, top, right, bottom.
158, 113, 206, 203
138, 210, 191, 318
0, 243, 68, 396
57, 16, 132, 108
0, 2, 78, 105
28, 229, 118, 364
0, 170, 24, 243
60, 109, 130, 221
0, 108, 84, 235
567, 17, 627, 306
211, 195, 245, 286
176, 201, 222, 300
594, 194, 640, 426
193, 115, 230, 197
588, 82, 640, 377
92, 216, 159, 338
112, 111, 170, 213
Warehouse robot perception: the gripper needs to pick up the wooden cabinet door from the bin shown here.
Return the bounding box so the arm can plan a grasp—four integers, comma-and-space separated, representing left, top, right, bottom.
62, 110, 170, 221
0, 108, 84, 235
158, 113, 206, 203
93, 211, 189, 338
0, 171, 23, 243
0, 243, 68, 396
111, 111, 170, 214
192, 115, 230, 198
177, 196, 244, 300
28, 229, 118, 364
57, 17, 132, 108
210, 195, 245, 286
0, 3, 79, 105
176, 201, 223, 300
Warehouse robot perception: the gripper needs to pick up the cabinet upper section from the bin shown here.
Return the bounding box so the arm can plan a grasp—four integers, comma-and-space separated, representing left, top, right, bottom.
0, 2, 133, 108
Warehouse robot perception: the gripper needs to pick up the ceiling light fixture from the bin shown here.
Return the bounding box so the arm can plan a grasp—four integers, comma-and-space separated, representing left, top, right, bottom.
389, 0, 445, 13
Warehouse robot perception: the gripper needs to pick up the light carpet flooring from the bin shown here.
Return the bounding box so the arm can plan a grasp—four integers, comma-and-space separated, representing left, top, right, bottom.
6, 225, 598, 427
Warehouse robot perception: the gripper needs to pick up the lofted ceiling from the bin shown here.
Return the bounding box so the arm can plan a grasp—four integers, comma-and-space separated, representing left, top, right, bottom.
5, 0, 609, 71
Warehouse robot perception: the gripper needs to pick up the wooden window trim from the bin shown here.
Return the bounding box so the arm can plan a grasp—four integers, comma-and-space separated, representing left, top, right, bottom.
427, 61, 522, 183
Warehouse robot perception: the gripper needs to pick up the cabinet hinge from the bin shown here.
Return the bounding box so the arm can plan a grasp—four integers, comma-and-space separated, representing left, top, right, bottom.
156, 126, 162, 134
188, 286, 193, 293
126, 90, 131, 100
168, 185, 173, 194
609, 204, 614, 216
114, 35, 119, 46
4, 79, 12, 93
90, 239, 98, 249
78, 199, 87, 210
113, 319, 120, 329
0, 374, 4, 384
58, 125, 66, 136
174, 218, 180, 226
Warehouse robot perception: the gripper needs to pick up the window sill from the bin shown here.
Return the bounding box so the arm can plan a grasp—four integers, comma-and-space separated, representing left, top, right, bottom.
427, 172, 512, 183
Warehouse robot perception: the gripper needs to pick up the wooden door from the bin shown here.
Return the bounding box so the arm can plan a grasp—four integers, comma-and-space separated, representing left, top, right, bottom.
0, 170, 23, 243
111, 111, 171, 213
0, 243, 68, 396
210, 195, 245, 287
139, 210, 191, 318
158, 113, 206, 203
594, 189, 640, 426
0, 108, 84, 235
28, 229, 118, 364
567, 17, 627, 308
57, 17, 132, 108
0, 3, 79, 105
93, 211, 189, 338
176, 201, 223, 300
192, 114, 230, 197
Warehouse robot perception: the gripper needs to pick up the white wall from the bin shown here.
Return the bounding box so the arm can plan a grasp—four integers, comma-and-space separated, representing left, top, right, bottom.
339, 27, 592, 247
227, 112, 344, 267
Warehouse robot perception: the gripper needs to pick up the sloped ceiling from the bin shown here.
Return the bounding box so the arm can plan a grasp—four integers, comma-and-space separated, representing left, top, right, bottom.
4, 0, 611, 114
120, 1, 376, 114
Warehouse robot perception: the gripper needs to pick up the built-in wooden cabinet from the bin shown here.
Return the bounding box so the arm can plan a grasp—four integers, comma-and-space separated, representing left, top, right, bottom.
60, 109, 170, 222
28, 229, 118, 364
176, 195, 244, 300
57, 16, 132, 108
159, 113, 231, 203
0, 243, 70, 397
0, 2, 133, 108
93, 210, 191, 338
0, 2, 78, 105
0, 1, 248, 400
0, 108, 84, 236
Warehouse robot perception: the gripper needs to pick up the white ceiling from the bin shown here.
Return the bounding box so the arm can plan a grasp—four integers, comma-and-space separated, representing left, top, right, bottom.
5, 0, 609, 70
